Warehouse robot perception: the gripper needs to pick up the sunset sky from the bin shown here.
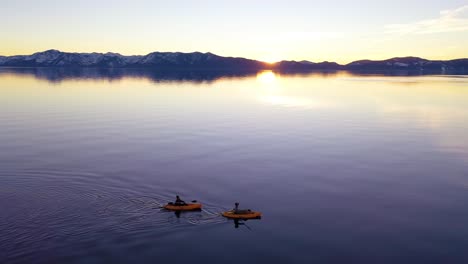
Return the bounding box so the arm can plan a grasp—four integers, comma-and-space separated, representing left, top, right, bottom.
2, 0, 467, 63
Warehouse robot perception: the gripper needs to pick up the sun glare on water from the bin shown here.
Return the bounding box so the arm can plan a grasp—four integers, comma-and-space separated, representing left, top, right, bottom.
256, 71, 277, 84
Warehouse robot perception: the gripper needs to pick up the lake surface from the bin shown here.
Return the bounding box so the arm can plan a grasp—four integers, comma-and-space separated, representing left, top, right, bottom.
1, 68, 468, 264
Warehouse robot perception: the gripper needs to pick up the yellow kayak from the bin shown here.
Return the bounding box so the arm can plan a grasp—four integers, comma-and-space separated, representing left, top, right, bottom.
222, 210, 262, 219
163, 203, 202, 211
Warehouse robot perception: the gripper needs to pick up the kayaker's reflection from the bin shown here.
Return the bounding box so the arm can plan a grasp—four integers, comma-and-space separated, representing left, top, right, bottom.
233, 219, 252, 230
174, 211, 181, 218
233, 219, 242, 228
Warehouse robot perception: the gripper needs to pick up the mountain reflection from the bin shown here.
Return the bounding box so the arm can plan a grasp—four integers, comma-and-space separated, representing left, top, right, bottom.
0, 67, 460, 84
0, 67, 262, 83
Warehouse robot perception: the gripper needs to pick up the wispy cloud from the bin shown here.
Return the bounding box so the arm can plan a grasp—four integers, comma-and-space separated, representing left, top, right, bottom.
385, 5, 468, 34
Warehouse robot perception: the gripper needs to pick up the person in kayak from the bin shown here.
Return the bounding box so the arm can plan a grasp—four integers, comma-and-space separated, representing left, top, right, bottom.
233, 202, 251, 214
174, 195, 187, 206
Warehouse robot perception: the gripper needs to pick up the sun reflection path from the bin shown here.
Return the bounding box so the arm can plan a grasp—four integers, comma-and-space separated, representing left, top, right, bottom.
256, 70, 277, 84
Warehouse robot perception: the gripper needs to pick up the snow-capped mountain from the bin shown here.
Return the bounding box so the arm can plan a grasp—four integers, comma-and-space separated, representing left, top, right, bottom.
0, 50, 265, 69
0, 50, 466, 72
346, 57, 468, 71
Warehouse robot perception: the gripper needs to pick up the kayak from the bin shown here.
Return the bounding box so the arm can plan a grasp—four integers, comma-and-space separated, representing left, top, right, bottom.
222, 210, 262, 219
163, 203, 202, 211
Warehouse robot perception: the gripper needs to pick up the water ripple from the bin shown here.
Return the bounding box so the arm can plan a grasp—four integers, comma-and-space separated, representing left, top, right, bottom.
0, 169, 226, 263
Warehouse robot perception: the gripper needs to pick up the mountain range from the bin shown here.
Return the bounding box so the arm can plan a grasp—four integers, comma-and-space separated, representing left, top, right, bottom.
0, 50, 467, 73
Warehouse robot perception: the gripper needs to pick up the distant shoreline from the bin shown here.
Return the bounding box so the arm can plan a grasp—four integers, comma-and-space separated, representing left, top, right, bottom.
0, 50, 467, 73
1, 66, 466, 84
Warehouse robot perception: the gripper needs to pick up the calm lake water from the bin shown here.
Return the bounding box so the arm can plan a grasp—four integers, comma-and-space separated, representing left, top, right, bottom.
1, 68, 468, 264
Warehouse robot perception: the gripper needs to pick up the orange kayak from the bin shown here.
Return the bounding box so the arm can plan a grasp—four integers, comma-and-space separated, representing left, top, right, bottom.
222, 210, 262, 219
163, 203, 202, 211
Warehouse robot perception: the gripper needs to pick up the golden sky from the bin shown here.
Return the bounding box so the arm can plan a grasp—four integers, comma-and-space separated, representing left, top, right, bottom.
2, 1, 467, 63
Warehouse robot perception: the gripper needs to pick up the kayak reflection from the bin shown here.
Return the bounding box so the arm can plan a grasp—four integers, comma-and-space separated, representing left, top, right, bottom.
232, 219, 259, 230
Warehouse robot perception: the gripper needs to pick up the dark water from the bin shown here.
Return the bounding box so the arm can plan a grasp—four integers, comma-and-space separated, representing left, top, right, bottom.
1, 68, 468, 263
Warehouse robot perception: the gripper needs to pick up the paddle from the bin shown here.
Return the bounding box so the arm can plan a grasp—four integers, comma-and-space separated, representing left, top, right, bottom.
243, 222, 252, 231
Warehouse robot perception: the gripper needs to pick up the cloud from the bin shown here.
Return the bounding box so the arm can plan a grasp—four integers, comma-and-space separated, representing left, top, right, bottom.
385, 5, 468, 34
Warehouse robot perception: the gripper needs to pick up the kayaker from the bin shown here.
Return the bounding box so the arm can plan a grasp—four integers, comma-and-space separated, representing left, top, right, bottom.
174, 195, 186, 206
233, 202, 251, 214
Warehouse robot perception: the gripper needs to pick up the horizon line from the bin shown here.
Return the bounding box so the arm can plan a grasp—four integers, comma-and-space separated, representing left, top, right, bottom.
1, 49, 467, 65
